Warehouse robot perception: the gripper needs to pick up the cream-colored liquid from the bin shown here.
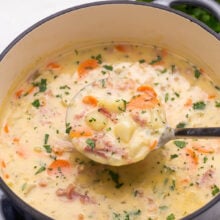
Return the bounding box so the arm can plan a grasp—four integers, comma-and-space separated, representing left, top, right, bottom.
0, 43, 220, 220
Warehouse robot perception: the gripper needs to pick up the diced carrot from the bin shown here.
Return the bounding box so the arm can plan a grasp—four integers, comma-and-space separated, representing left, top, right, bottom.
15, 89, 24, 98
47, 159, 71, 176
52, 147, 64, 156
46, 62, 61, 69
184, 98, 192, 107
78, 214, 85, 220
137, 85, 157, 98
27, 86, 35, 95
186, 148, 198, 165
16, 149, 25, 158
127, 94, 158, 110
114, 44, 130, 52
193, 145, 214, 154
1, 160, 6, 168
149, 140, 158, 150
161, 48, 168, 57
77, 59, 99, 77
13, 137, 20, 143
69, 129, 93, 139
82, 96, 98, 106
208, 94, 216, 99
4, 174, 9, 179
4, 124, 9, 133
180, 178, 190, 185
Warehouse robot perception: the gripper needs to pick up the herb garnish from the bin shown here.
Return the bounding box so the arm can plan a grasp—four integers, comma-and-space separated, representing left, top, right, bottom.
35, 165, 46, 175
193, 101, 206, 110
108, 170, 124, 188
139, 59, 146, 63
113, 209, 141, 220
215, 85, 220, 91
165, 93, 169, 102
194, 68, 201, 79
32, 99, 40, 108
91, 54, 102, 64
215, 101, 220, 107
149, 55, 162, 65
117, 99, 127, 112
59, 85, 70, 90
43, 145, 52, 153
203, 156, 208, 163
86, 138, 96, 150
174, 140, 187, 148
170, 154, 178, 159
43, 134, 52, 153
176, 122, 186, 128
166, 213, 175, 220
32, 78, 47, 93
65, 123, 72, 134
211, 185, 220, 196
103, 65, 113, 71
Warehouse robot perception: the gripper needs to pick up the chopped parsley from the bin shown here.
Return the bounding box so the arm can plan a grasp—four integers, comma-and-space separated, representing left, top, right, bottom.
166, 213, 175, 220
173, 140, 187, 148
113, 209, 141, 220
215, 85, 220, 91
32, 78, 47, 93
176, 122, 186, 128
165, 93, 169, 102
170, 154, 178, 159
35, 165, 46, 175
108, 170, 124, 188
139, 59, 146, 63
117, 99, 127, 112
43, 145, 52, 153
149, 55, 162, 65
88, 117, 96, 123
91, 54, 102, 64
103, 65, 113, 71
170, 180, 176, 191
203, 156, 208, 163
215, 101, 220, 107
211, 185, 220, 196
59, 85, 70, 90
44, 134, 49, 145
65, 123, 72, 134
43, 134, 52, 153
31, 99, 40, 108
194, 68, 201, 79
86, 138, 96, 150
193, 101, 206, 110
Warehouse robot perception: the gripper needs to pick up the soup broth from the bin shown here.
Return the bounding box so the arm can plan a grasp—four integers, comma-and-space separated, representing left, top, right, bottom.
0, 43, 220, 220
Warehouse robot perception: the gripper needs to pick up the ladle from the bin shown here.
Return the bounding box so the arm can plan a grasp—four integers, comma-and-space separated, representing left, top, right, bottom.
66, 77, 220, 166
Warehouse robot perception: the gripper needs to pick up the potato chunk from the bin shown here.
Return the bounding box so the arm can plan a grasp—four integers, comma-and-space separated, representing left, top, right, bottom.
85, 110, 108, 131
98, 99, 127, 113
114, 118, 136, 143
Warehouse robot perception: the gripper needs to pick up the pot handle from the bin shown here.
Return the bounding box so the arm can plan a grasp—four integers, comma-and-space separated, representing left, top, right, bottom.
152, 0, 220, 22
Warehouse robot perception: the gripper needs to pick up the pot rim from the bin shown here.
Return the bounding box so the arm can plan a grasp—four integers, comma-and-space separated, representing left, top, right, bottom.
0, 1, 219, 220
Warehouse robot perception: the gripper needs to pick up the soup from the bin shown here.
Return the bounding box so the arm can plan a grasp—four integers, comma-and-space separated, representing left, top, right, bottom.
0, 43, 220, 220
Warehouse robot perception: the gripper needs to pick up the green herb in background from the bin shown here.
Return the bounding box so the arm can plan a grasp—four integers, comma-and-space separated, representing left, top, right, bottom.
137, 0, 220, 33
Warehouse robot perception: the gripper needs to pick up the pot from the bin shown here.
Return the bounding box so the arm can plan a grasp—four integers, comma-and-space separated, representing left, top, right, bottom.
0, 1, 220, 219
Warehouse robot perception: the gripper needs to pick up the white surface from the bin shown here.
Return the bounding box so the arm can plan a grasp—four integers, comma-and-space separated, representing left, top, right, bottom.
0, 0, 105, 53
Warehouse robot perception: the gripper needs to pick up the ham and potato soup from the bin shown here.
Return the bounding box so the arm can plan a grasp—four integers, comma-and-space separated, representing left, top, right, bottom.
0, 43, 220, 220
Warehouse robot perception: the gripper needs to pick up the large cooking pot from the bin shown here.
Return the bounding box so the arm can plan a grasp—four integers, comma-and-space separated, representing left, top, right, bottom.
0, 1, 220, 219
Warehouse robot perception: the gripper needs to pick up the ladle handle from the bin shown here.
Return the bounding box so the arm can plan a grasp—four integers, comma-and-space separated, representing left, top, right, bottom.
175, 127, 220, 139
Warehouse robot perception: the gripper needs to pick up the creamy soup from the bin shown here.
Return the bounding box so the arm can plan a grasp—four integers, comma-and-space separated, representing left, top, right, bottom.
0, 43, 220, 220
66, 76, 166, 166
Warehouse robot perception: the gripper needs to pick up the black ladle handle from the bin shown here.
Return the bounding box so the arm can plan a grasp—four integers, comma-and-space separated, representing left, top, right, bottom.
175, 127, 220, 138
